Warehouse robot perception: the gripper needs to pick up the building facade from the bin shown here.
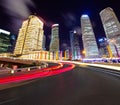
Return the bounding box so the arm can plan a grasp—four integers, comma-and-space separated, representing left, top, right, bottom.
0, 29, 11, 53
14, 15, 44, 55
100, 7, 120, 57
70, 30, 81, 60
98, 37, 109, 57
9, 34, 17, 53
81, 15, 99, 58
49, 24, 59, 52
42, 35, 46, 51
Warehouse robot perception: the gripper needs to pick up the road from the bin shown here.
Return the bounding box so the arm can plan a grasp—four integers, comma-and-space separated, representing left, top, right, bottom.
0, 64, 120, 105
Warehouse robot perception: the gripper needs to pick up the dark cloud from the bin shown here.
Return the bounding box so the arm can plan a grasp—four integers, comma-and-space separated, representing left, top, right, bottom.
62, 13, 77, 29
1, 0, 35, 18
0, 0, 35, 34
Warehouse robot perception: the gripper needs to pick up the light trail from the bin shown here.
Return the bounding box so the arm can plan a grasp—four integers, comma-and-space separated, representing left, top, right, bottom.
0, 63, 75, 84
71, 61, 120, 71
62, 61, 120, 78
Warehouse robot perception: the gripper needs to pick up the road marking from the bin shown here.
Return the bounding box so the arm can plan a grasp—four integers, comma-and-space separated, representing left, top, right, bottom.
0, 97, 18, 105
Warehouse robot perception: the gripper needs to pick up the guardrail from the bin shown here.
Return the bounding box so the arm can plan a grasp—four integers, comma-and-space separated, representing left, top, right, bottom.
0, 64, 48, 75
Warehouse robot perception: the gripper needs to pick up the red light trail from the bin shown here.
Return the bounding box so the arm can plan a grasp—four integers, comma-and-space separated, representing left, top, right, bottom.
0, 63, 75, 84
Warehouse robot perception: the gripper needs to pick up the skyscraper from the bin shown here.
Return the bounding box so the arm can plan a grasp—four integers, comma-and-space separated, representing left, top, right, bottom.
70, 30, 81, 60
10, 34, 16, 53
81, 15, 99, 58
98, 37, 109, 57
100, 7, 120, 57
0, 29, 11, 53
14, 15, 44, 55
49, 24, 59, 52
42, 35, 46, 50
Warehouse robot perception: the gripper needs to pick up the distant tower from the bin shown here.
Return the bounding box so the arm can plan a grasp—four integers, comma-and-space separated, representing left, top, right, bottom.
98, 37, 109, 57
14, 15, 44, 55
100, 7, 120, 57
49, 24, 59, 52
70, 30, 81, 60
81, 15, 99, 58
9, 34, 16, 53
42, 35, 46, 50
0, 29, 11, 53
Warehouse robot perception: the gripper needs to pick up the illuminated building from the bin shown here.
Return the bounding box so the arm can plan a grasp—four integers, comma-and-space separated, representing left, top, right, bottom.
14, 15, 44, 55
42, 35, 46, 50
49, 24, 59, 52
98, 38, 109, 57
70, 30, 81, 60
100, 7, 120, 57
9, 34, 16, 53
64, 47, 71, 60
81, 15, 99, 58
17, 50, 49, 60
0, 29, 11, 53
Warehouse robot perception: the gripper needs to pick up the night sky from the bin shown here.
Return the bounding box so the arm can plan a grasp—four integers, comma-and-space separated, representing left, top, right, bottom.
0, 0, 120, 51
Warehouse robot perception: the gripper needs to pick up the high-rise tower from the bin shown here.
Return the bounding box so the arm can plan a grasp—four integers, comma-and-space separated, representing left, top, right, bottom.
98, 37, 109, 57
14, 15, 44, 55
81, 15, 99, 58
100, 7, 120, 57
42, 35, 46, 51
49, 24, 59, 52
0, 29, 11, 53
70, 30, 81, 60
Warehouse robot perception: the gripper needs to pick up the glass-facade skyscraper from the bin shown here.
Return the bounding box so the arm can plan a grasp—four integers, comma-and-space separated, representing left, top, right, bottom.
81, 15, 99, 58
42, 35, 46, 51
70, 30, 81, 60
100, 7, 120, 57
14, 15, 44, 55
49, 24, 59, 52
0, 29, 11, 53
98, 37, 109, 57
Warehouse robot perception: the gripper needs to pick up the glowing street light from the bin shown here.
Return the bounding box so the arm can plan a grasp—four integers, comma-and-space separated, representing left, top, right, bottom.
109, 39, 120, 58
82, 50, 86, 58
82, 50, 86, 54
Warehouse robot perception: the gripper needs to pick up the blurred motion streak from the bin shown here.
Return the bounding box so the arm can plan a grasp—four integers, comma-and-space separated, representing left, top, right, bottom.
0, 63, 75, 84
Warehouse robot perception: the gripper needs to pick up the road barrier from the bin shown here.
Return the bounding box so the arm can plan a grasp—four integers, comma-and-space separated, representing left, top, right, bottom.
0, 64, 48, 75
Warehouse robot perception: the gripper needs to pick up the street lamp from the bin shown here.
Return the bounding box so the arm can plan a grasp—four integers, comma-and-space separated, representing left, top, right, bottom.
82, 50, 86, 58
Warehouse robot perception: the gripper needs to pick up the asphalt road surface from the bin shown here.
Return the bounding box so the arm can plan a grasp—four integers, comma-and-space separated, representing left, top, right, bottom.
0, 64, 120, 105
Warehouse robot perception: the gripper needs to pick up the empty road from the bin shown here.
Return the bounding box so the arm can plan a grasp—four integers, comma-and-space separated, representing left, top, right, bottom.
0, 64, 120, 105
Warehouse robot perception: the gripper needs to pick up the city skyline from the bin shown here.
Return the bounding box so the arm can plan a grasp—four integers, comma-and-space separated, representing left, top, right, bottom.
0, 1, 120, 105
1, 7, 120, 55
0, 0, 120, 50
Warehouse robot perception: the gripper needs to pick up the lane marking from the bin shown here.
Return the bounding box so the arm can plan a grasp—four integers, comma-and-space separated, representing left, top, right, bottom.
0, 97, 18, 105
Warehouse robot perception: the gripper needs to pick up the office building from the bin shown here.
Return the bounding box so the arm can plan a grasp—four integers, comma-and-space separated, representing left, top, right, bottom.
42, 35, 46, 50
0, 29, 11, 53
14, 15, 44, 55
81, 15, 99, 58
100, 7, 120, 57
98, 37, 109, 57
49, 24, 59, 52
70, 30, 81, 60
